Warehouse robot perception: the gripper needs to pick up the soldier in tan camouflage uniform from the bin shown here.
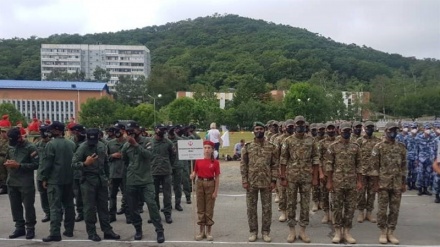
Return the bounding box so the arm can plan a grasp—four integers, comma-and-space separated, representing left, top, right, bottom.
317, 122, 337, 223
280, 116, 319, 243
371, 122, 407, 244
311, 123, 326, 212
326, 122, 362, 244
356, 121, 381, 223
241, 121, 279, 243
351, 121, 363, 142
273, 120, 294, 222
0, 126, 9, 194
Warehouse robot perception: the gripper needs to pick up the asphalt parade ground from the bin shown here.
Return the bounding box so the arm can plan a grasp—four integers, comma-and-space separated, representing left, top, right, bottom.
0, 161, 439, 247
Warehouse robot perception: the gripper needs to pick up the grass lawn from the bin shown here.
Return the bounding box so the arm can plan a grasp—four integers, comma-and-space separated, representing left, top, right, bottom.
200, 131, 254, 157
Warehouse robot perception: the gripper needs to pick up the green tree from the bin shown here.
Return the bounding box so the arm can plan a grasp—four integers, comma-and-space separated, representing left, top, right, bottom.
79, 97, 119, 127
132, 103, 155, 127
167, 98, 197, 125
115, 76, 148, 106
93, 66, 111, 82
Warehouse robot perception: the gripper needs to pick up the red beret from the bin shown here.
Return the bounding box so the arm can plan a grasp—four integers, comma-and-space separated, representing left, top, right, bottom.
2, 115, 8, 119
203, 140, 215, 147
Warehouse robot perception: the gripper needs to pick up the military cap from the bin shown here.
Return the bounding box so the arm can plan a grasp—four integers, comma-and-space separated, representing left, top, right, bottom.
188, 124, 196, 129
403, 123, 410, 128
86, 128, 100, 145
385, 122, 399, 130
253, 121, 265, 128
284, 119, 295, 126
353, 121, 362, 127
310, 123, 317, 130
364, 121, 375, 127
434, 122, 440, 128
278, 121, 285, 128
155, 124, 167, 131
126, 121, 140, 129
411, 123, 418, 128
40, 124, 49, 132
114, 122, 126, 130
107, 126, 117, 133
294, 116, 305, 123
340, 122, 352, 131
266, 120, 275, 126
272, 121, 279, 126
69, 124, 85, 132
7, 127, 21, 140
424, 122, 431, 129
326, 122, 336, 128
50, 121, 65, 131
0, 126, 10, 132
317, 123, 326, 129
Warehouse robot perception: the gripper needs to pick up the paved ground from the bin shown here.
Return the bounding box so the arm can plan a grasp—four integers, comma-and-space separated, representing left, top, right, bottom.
0, 161, 439, 247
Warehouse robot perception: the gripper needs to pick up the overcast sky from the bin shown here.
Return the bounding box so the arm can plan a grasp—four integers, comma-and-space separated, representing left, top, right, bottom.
1, 0, 439, 59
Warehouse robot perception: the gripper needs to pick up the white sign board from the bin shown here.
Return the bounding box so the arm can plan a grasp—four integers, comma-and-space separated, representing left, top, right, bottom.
178, 139, 204, 160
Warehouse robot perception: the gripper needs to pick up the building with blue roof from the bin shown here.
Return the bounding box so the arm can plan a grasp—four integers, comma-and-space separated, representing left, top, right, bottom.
0, 80, 111, 122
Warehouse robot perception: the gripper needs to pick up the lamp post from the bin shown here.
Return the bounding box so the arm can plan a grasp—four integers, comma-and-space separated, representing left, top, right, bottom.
148, 94, 162, 126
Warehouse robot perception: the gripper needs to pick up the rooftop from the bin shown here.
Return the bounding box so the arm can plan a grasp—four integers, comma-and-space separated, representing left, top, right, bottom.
0, 80, 109, 93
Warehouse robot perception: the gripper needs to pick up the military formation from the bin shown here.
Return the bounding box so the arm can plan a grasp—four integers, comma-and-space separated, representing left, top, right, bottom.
0, 120, 202, 243
240, 117, 440, 244
1, 116, 439, 244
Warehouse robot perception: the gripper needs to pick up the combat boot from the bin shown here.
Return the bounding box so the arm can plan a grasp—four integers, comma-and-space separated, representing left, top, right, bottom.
206, 226, 213, 241
274, 193, 280, 203
357, 210, 365, 223
248, 232, 257, 242
279, 211, 287, 222
321, 211, 329, 224
343, 228, 356, 244
262, 231, 271, 242
435, 194, 440, 203
195, 225, 205, 241
134, 226, 143, 241
379, 228, 388, 244
366, 211, 377, 223
418, 187, 424, 196
332, 227, 341, 243
424, 187, 432, 196
312, 201, 319, 212
286, 226, 296, 243
298, 226, 311, 243
387, 229, 399, 244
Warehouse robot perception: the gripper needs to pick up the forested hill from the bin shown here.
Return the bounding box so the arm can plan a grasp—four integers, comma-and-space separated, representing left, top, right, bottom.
0, 14, 438, 91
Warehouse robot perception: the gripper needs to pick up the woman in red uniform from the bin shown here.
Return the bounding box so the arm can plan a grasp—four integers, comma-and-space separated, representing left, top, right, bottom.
190, 140, 220, 241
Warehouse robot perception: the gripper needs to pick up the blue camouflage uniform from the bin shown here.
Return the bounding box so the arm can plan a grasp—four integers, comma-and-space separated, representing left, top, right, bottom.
406, 123, 419, 188
396, 123, 409, 146
432, 122, 440, 195
416, 124, 436, 190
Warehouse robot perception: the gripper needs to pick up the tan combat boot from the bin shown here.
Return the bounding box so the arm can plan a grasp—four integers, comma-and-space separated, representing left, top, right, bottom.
248, 232, 257, 242
312, 201, 319, 212
279, 211, 287, 222
262, 232, 271, 243
379, 228, 388, 244
274, 193, 280, 203
332, 227, 341, 243
321, 211, 329, 224
343, 228, 356, 244
387, 229, 399, 244
357, 210, 365, 223
206, 226, 213, 241
366, 211, 377, 223
298, 226, 311, 243
195, 225, 205, 241
286, 226, 296, 243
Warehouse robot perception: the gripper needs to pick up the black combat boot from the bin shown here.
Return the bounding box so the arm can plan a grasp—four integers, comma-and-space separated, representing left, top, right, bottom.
418, 187, 424, 196
134, 226, 143, 240
435, 194, 440, 203
157, 231, 165, 243
424, 187, 432, 196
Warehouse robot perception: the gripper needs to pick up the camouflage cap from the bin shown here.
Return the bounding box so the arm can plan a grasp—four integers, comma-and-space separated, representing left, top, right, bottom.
278, 121, 285, 128
424, 122, 431, 129
385, 122, 399, 130
284, 119, 295, 127
272, 121, 279, 127
294, 116, 305, 124
411, 122, 418, 128
326, 122, 336, 128
266, 120, 275, 126
353, 121, 362, 127
310, 123, 317, 130
364, 121, 375, 127
253, 121, 265, 128
317, 123, 326, 130
0, 126, 10, 132
340, 122, 352, 131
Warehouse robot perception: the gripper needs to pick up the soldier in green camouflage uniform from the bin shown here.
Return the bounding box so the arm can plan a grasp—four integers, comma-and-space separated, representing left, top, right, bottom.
326, 122, 362, 244
311, 123, 326, 212
241, 121, 279, 243
36, 125, 52, 223
179, 125, 192, 204
167, 126, 184, 211
356, 121, 381, 223
280, 116, 319, 243
317, 122, 337, 223
273, 120, 293, 222
72, 128, 120, 242
5, 128, 39, 239
371, 122, 407, 245
351, 121, 362, 142
69, 124, 86, 222
183, 124, 200, 203
0, 127, 9, 194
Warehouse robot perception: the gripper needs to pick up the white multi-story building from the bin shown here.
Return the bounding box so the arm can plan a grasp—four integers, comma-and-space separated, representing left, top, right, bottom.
41, 44, 151, 91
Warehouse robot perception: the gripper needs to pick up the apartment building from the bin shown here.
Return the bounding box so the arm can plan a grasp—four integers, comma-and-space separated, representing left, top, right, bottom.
41, 44, 151, 91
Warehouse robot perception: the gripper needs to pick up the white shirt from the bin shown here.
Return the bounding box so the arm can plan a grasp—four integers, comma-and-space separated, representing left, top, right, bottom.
208, 129, 221, 143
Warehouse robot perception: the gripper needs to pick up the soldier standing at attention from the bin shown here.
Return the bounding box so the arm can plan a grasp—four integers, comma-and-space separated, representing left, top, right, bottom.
311, 123, 326, 212
326, 122, 362, 244
177, 125, 192, 204
40, 121, 76, 242
190, 140, 220, 241
273, 120, 293, 222
166, 126, 185, 211
241, 121, 279, 242
121, 121, 165, 243
151, 124, 176, 224
356, 121, 381, 223
371, 122, 407, 244
72, 128, 120, 242
107, 126, 128, 222
35, 124, 52, 223
0, 126, 10, 194
69, 124, 86, 222
317, 122, 337, 224
415, 123, 436, 196
406, 123, 419, 190
351, 121, 363, 142
280, 116, 319, 243
5, 127, 39, 239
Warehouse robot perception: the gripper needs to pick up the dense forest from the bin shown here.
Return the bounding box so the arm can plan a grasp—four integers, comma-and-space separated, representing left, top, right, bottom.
1, 14, 439, 125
